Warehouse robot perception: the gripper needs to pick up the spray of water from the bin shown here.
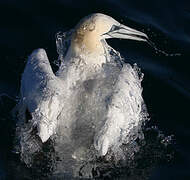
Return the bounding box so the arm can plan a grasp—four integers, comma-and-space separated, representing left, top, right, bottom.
146, 38, 181, 57
12, 28, 177, 178
44, 30, 148, 178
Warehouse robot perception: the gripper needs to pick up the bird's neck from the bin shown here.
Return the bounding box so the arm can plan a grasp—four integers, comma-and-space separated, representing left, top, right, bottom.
65, 36, 106, 66
71, 38, 104, 54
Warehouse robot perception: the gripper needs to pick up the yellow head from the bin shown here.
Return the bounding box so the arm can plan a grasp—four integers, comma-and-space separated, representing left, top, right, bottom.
69, 13, 148, 57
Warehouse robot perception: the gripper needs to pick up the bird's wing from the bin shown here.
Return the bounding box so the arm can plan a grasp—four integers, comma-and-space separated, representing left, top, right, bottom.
21, 49, 55, 100
18, 49, 64, 142
94, 64, 145, 156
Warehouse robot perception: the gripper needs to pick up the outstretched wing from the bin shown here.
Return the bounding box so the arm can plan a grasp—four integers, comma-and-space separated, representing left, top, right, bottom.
94, 64, 145, 156
18, 49, 64, 142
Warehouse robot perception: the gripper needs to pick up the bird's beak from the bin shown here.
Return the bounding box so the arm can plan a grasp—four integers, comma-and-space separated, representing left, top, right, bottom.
102, 24, 148, 42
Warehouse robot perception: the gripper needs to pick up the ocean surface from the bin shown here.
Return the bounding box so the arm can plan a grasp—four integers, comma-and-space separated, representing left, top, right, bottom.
0, 0, 190, 179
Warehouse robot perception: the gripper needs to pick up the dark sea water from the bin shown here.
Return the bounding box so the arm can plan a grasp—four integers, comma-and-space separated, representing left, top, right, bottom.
0, 0, 190, 179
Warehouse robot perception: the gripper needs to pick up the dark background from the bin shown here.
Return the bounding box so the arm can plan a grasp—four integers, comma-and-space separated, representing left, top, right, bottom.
0, 0, 190, 179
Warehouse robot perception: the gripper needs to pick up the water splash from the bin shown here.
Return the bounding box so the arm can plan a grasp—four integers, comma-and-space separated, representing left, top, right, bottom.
43, 31, 149, 177
11, 29, 177, 179
55, 30, 73, 66
147, 38, 181, 57
141, 27, 181, 56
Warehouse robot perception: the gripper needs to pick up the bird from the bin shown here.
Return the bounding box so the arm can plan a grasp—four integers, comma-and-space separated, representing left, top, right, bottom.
15, 13, 148, 162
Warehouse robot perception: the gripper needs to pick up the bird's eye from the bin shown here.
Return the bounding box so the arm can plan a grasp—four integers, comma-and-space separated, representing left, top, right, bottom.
110, 25, 120, 32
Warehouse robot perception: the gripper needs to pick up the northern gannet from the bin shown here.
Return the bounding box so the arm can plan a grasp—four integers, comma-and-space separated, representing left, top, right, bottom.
15, 13, 148, 160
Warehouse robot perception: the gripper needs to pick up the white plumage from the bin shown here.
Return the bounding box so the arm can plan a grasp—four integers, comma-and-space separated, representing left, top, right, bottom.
18, 49, 64, 142
15, 13, 148, 162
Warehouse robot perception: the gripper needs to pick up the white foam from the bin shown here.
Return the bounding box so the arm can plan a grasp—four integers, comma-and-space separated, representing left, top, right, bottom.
50, 32, 148, 176
15, 14, 149, 176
